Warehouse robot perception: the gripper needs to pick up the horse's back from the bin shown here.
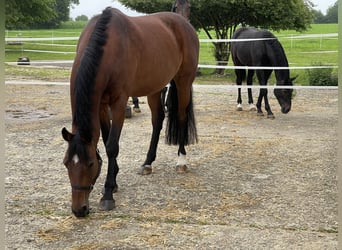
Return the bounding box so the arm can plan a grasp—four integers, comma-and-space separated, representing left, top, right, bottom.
231, 27, 275, 66
108, 10, 199, 95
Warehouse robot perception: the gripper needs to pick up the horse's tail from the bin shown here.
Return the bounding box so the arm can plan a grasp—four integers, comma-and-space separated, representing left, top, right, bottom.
74, 7, 112, 142
166, 80, 198, 145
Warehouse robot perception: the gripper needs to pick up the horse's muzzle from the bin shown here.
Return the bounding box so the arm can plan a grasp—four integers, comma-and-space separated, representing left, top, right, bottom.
72, 205, 89, 218
281, 105, 291, 114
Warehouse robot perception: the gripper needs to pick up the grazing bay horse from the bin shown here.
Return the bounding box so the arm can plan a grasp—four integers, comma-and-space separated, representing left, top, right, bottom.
62, 7, 199, 217
231, 27, 295, 118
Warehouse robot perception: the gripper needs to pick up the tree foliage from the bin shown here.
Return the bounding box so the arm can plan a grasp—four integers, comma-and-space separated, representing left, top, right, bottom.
75, 15, 89, 22
5, 0, 80, 29
324, 1, 338, 23
119, 0, 314, 73
313, 1, 338, 23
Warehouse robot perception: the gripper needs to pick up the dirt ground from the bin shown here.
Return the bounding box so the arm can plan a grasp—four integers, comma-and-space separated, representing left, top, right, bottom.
5, 83, 338, 249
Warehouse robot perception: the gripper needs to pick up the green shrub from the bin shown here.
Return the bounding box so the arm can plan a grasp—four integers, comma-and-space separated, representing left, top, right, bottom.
307, 62, 337, 86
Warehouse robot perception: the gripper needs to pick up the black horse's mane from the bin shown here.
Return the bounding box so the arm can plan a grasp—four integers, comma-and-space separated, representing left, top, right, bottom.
68, 7, 112, 162
73, 7, 112, 143
262, 30, 289, 68
261, 30, 291, 83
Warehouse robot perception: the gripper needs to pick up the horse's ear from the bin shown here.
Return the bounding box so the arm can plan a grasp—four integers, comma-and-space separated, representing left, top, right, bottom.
290, 75, 298, 82
62, 127, 74, 142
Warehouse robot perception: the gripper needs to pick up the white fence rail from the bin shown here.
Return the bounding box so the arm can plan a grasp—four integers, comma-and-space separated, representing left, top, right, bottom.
5, 34, 338, 89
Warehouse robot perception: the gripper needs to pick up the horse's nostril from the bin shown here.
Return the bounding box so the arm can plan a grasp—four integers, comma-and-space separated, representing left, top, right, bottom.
82, 205, 89, 213
72, 205, 89, 218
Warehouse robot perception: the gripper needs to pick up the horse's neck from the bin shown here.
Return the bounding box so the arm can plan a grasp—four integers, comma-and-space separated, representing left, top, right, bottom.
267, 41, 290, 83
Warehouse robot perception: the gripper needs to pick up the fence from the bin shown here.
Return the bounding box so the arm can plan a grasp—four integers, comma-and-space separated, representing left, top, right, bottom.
5, 33, 338, 89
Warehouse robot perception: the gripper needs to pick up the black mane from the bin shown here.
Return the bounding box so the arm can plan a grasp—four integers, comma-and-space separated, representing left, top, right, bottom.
73, 7, 112, 143
262, 31, 290, 83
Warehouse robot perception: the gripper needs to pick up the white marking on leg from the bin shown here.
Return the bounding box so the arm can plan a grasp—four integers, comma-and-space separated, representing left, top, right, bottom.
249, 103, 256, 111
236, 103, 243, 111
72, 154, 79, 164
177, 153, 187, 166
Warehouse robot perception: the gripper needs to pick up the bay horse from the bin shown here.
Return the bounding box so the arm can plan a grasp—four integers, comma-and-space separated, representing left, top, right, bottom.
231, 27, 295, 118
130, 0, 191, 114
62, 7, 199, 217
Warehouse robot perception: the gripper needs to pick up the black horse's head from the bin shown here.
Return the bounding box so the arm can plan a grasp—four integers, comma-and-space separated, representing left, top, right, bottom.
171, 0, 191, 20
274, 76, 297, 114
62, 127, 102, 217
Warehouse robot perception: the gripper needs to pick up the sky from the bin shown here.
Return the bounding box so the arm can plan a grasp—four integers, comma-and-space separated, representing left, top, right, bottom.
69, 0, 337, 20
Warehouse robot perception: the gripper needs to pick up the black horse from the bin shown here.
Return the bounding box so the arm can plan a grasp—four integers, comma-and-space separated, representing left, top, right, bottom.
231, 27, 295, 118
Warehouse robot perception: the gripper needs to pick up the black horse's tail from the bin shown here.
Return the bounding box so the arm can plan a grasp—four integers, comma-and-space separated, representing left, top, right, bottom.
166, 80, 198, 145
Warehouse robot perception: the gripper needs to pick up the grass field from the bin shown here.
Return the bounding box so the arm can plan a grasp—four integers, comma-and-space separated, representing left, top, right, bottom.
5, 23, 338, 85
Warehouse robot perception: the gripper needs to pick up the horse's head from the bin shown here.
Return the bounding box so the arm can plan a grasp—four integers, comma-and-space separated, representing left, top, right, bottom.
172, 0, 191, 20
274, 76, 297, 114
61, 127, 102, 217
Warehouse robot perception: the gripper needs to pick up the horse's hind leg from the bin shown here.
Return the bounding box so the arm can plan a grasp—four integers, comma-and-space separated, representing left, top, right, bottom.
139, 92, 165, 175
167, 80, 197, 173
235, 69, 245, 111
246, 70, 256, 111
132, 97, 141, 113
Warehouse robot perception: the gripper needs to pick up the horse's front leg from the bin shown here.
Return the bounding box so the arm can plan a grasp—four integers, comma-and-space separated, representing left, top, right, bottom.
139, 92, 165, 175
99, 97, 126, 210
256, 88, 264, 116
99, 103, 118, 194
263, 91, 275, 119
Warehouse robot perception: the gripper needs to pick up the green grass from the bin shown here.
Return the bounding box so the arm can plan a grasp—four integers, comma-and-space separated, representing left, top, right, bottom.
5, 23, 338, 85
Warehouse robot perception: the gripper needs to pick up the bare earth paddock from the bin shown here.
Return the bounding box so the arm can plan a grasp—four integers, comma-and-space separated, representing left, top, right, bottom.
5, 83, 337, 249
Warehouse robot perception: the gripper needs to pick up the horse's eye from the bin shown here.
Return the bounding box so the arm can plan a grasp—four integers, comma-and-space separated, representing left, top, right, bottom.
88, 161, 94, 168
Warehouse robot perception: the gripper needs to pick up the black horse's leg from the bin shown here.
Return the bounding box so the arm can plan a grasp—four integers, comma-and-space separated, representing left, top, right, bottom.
99, 98, 126, 211
261, 70, 274, 118
132, 97, 141, 113
235, 69, 245, 111
246, 69, 256, 111
263, 89, 275, 119
139, 92, 165, 175
256, 70, 274, 118
99, 103, 118, 192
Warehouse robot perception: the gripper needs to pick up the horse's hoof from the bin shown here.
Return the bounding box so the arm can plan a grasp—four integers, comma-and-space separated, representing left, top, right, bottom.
133, 107, 141, 113
138, 165, 152, 175
257, 112, 264, 116
249, 104, 256, 111
176, 165, 188, 173
236, 104, 243, 111
99, 199, 115, 211
267, 114, 275, 119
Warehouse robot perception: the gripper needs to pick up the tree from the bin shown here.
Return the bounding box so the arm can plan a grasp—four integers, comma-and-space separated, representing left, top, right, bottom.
312, 9, 325, 23
324, 1, 338, 23
5, 0, 80, 29
120, 0, 314, 74
5, 0, 56, 29
75, 15, 89, 22
37, 0, 80, 28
